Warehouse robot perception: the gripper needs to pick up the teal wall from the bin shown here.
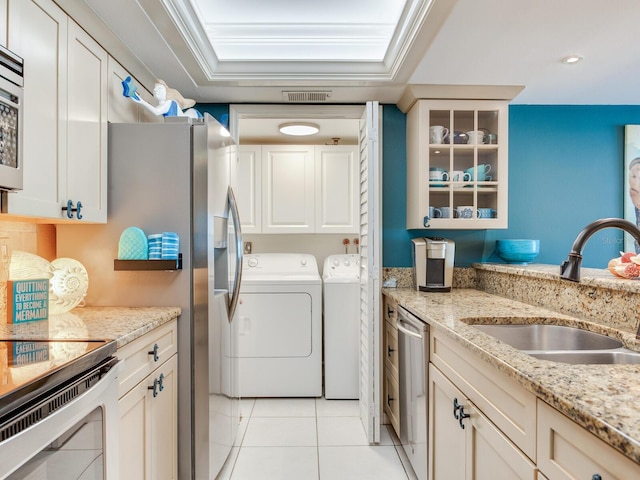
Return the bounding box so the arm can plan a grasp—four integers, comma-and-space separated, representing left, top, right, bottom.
198, 103, 640, 269
197, 104, 229, 122
383, 104, 640, 269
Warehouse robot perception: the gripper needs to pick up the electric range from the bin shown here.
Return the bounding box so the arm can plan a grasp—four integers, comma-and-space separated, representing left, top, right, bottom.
0, 337, 117, 422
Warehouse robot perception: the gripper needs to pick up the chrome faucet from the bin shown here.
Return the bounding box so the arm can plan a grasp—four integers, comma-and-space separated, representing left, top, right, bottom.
560, 218, 640, 282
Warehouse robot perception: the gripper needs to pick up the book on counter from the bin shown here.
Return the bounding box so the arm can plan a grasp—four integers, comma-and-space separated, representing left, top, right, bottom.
6, 278, 49, 323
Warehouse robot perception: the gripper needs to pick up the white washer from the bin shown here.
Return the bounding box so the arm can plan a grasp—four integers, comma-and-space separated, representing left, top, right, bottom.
323, 254, 360, 399
235, 253, 322, 397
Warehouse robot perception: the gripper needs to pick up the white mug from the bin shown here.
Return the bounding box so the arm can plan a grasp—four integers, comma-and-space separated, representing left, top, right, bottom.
429, 170, 449, 182
428, 206, 442, 219
450, 170, 471, 182
455, 206, 476, 219
430, 126, 449, 144
466, 130, 485, 145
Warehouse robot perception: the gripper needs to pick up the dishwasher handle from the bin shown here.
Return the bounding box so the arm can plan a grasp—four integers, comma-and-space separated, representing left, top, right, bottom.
397, 307, 427, 338
396, 320, 424, 340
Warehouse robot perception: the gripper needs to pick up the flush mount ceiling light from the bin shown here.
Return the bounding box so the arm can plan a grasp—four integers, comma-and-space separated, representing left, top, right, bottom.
562, 55, 583, 64
279, 122, 320, 136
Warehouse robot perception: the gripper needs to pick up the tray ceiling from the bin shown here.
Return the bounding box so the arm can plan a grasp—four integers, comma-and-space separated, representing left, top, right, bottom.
162, 0, 433, 80
76, 0, 640, 104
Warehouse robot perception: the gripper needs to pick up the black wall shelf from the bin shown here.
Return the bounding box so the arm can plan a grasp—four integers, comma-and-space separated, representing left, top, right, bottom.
114, 253, 182, 271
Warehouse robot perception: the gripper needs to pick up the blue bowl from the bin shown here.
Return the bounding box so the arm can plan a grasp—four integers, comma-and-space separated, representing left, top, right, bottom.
495, 239, 540, 264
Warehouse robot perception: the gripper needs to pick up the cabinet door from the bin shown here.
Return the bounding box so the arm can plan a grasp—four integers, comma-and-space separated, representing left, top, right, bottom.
537, 399, 640, 480
119, 372, 152, 480
66, 20, 108, 222
237, 145, 262, 233
0, 0, 6, 46
119, 354, 178, 480
314, 145, 358, 233
261, 145, 314, 233
7, 0, 68, 218
467, 399, 536, 480
430, 364, 466, 480
150, 354, 178, 480
430, 364, 536, 480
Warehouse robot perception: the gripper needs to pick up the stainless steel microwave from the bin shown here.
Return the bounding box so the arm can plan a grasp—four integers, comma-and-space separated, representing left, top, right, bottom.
0, 44, 23, 191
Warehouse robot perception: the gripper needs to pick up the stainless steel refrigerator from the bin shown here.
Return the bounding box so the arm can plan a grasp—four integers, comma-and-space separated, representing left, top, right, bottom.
56, 114, 243, 480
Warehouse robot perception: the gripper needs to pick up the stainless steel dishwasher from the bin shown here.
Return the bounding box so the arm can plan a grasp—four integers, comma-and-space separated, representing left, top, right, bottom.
397, 306, 429, 480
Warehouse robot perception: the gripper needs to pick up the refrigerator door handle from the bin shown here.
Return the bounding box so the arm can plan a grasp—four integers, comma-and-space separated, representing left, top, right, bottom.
227, 186, 243, 321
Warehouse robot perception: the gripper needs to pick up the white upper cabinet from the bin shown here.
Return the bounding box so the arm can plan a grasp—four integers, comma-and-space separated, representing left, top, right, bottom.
406, 99, 509, 229
66, 20, 108, 222
237, 145, 262, 233
0, 0, 6, 47
314, 145, 358, 234
262, 145, 315, 233
7, 0, 107, 222
237, 144, 358, 234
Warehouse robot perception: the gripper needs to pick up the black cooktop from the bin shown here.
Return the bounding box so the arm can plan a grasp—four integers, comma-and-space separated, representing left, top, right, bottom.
0, 338, 116, 420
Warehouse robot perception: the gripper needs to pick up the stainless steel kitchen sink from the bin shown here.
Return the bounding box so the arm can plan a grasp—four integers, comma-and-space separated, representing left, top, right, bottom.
471, 324, 623, 351
529, 350, 640, 365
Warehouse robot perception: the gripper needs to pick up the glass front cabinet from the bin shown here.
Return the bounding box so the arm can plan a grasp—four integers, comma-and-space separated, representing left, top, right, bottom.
406, 99, 508, 229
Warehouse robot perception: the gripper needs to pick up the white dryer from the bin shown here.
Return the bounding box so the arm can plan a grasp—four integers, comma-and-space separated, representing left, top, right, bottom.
235, 253, 322, 397
322, 254, 360, 399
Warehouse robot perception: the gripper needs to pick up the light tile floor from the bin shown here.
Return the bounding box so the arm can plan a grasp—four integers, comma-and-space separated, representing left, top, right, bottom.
216, 398, 418, 480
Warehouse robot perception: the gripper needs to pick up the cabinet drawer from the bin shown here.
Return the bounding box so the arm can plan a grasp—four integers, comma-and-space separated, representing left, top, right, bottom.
384, 319, 399, 380
383, 296, 398, 324
431, 329, 537, 460
117, 320, 178, 398
384, 372, 400, 436
537, 400, 640, 480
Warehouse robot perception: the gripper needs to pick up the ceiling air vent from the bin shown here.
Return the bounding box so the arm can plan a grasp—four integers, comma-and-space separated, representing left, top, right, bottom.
282, 91, 332, 103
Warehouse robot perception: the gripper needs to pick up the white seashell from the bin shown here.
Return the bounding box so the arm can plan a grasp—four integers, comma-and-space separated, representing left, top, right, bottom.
9, 251, 55, 280
49, 258, 89, 314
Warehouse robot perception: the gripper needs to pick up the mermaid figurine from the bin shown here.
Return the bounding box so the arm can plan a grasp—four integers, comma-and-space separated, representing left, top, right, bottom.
122, 77, 202, 119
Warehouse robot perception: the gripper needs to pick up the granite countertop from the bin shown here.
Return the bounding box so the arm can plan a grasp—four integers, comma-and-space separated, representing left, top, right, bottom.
0, 306, 181, 348
383, 287, 640, 464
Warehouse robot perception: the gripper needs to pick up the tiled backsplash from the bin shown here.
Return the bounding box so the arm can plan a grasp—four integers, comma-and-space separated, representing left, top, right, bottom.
0, 221, 56, 259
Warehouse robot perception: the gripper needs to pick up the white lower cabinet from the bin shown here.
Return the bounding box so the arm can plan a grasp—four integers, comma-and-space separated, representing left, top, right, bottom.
117, 320, 178, 480
423, 324, 640, 480
537, 399, 640, 480
383, 296, 400, 435
429, 364, 536, 480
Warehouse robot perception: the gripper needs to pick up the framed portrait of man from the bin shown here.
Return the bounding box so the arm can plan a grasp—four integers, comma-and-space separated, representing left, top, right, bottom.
624, 125, 640, 253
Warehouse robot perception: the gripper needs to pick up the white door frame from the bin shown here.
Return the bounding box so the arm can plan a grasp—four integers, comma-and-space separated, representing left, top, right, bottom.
228, 103, 383, 443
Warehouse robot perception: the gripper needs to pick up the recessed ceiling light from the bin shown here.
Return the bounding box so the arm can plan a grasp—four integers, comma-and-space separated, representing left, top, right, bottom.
562, 55, 583, 64
279, 122, 320, 136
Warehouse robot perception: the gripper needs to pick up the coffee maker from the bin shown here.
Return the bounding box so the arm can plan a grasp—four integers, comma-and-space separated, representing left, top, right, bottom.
411, 237, 455, 292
